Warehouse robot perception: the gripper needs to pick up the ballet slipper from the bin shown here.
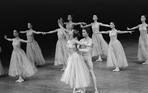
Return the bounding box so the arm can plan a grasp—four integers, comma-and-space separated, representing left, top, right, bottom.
81, 88, 86, 92
142, 62, 148, 64
143, 60, 148, 64
94, 91, 100, 93
15, 79, 24, 83
96, 58, 102, 61
113, 67, 120, 72
61, 67, 65, 71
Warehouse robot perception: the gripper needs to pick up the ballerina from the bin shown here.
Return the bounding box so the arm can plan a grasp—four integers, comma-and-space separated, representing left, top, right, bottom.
78, 27, 99, 93
0, 47, 4, 75
127, 15, 148, 64
64, 15, 85, 40
99, 22, 132, 72
20, 23, 46, 66
4, 30, 38, 82
81, 15, 110, 61
44, 18, 68, 71
61, 30, 91, 93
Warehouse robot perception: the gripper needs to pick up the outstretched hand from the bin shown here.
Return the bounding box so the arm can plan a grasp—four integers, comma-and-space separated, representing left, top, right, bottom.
43, 32, 46, 35
81, 22, 86, 25
4, 35, 7, 39
80, 24, 85, 28
129, 31, 134, 34
127, 27, 131, 30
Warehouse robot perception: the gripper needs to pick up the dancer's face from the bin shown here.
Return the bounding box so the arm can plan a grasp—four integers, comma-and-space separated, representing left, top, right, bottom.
141, 15, 146, 22
93, 15, 98, 21
13, 30, 18, 37
27, 23, 32, 29
82, 29, 87, 37
110, 22, 115, 29
59, 19, 64, 26
68, 15, 72, 21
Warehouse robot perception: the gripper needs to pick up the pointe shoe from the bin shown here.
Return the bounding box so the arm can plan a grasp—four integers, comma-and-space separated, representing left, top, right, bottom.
96, 58, 102, 61
143, 60, 148, 64
15, 79, 24, 83
95, 91, 100, 93
81, 88, 86, 92
143, 62, 148, 64
76, 89, 81, 93
61, 67, 65, 71
113, 68, 120, 72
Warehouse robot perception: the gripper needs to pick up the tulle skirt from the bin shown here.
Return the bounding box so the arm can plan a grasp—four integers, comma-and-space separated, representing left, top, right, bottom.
9, 48, 38, 77
92, 33, 108, 57
0, 60, 4, 75
61, 52, 90, 88
137, 35, 148, 61
26, 40, 46, 65
54, 39, 68, 66
107, 39, 128, 68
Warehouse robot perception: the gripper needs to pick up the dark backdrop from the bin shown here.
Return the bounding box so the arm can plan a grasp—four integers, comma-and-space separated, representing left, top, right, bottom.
0, 0, 147, 66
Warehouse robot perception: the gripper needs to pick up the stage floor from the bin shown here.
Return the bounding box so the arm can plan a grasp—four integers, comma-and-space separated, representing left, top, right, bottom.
0, 40, 148, 93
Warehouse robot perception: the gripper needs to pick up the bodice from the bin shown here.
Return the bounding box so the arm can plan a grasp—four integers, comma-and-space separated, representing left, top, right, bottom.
139, 24, 147, 36
92, 22, 100, 33
66, 22, 74, 31
26, 30, 34, 40
109, 30, 117, 41
66, 39, 77, 54
12, 39, 21, 50
57, 29, 65, 40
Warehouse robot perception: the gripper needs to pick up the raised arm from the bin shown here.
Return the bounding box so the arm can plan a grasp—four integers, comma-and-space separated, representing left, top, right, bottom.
81, 23, 92, 28
99, 22, 110, 27
117, 30, 133, 34
32, 30, 44, 34
20, 30, 27, 34
97, 31, 110, 34
73, 22, 86, 26
4, 35, 13, 41
127, 25, 139, 30
44, 29, 58, 34
20, 39, 32, 43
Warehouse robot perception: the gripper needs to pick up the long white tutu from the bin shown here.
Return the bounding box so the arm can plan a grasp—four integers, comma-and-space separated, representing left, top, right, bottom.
26, 40, 46, 65
9, 48, 38, 77
92, 33, 108, 57
61, 52, 90, 88
107, 39, 128, 68
137, 35, 148, 61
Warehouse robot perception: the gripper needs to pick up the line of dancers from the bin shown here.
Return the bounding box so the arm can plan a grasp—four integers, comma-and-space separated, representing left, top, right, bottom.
0, 14, 147, 93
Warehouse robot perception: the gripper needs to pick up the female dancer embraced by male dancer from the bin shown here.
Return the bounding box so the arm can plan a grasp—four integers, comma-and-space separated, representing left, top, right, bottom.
127, 15, 148, 64
43, 18, 68, 71
61, 29, 93, 93
20, 23, 46, 66
4, 30, 37, 82
81, 15, 110, 61
99, 22, 132, 72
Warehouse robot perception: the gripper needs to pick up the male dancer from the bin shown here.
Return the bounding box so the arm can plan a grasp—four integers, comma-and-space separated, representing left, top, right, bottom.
79, 27, 99, 93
